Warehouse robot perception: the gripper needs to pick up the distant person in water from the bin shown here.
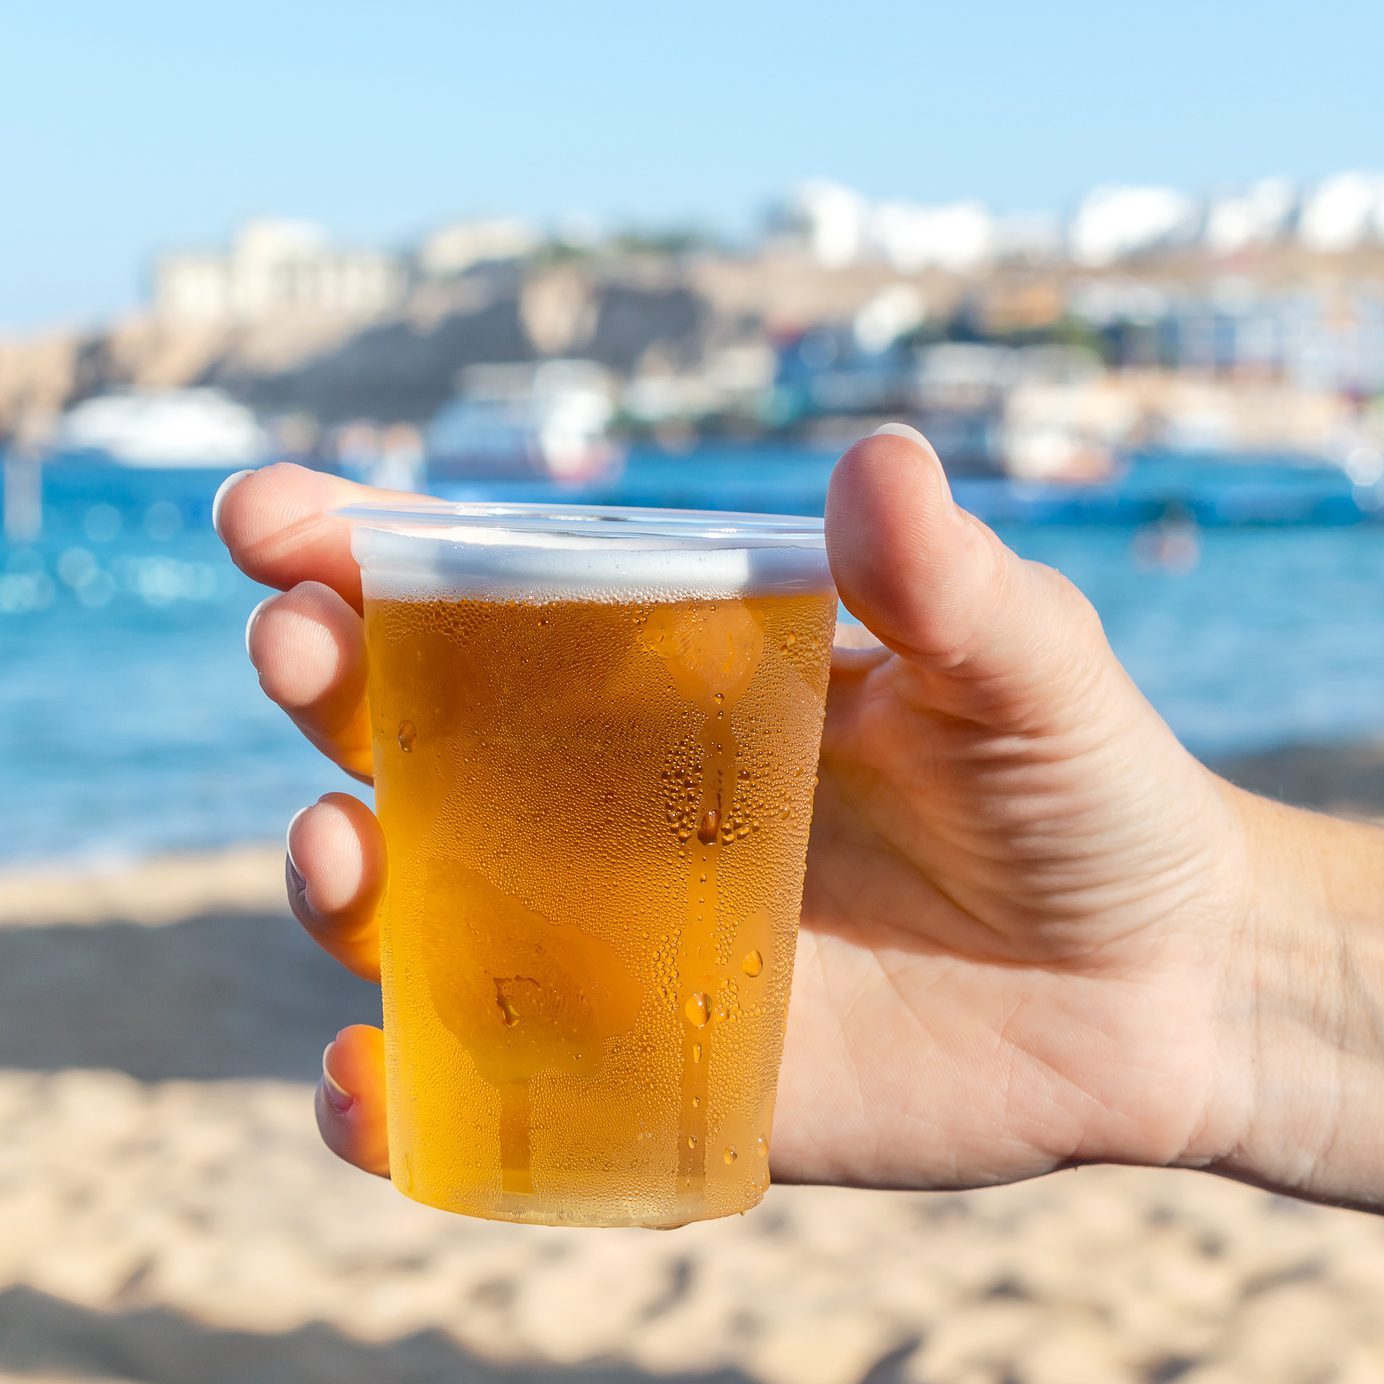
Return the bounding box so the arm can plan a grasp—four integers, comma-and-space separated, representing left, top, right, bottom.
1134, 501, 1201, 573
217, 425, 1384, 1213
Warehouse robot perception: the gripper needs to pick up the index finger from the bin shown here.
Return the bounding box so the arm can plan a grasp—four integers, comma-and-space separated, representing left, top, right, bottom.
213, 462, 423, 611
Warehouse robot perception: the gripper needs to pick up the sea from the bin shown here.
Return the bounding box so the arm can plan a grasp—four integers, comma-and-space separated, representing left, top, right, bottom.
2, 447, 1382, 868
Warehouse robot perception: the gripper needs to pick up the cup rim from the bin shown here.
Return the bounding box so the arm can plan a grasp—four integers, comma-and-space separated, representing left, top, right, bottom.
336, 500, 825, 550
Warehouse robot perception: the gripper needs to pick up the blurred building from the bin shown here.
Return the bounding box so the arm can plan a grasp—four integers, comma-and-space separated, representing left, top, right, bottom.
765, 180, 872, 267
152, 219, 407, 322
1202, 178, 1298, 255
765, 180, 998, 272
1073, 282, 1384, 393
1068, 186, 1201, 265
1298, 172, 1384, 252
415, 218, 540, 278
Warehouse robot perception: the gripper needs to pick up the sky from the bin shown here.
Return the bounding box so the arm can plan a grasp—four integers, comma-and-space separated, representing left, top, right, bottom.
3, 0, 1382, 331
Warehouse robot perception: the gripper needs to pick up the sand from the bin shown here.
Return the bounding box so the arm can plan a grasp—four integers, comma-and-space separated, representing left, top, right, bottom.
4, 747, 1384, 1384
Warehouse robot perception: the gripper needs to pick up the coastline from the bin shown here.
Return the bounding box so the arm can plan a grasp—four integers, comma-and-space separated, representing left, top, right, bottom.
2, 735, 1381, 1381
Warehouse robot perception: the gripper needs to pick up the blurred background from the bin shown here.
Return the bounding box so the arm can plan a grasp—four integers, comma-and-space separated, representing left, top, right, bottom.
3, 3, 1384, 1381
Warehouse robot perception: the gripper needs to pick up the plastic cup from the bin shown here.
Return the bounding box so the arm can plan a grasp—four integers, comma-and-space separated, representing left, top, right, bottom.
346, 501, 836, 1227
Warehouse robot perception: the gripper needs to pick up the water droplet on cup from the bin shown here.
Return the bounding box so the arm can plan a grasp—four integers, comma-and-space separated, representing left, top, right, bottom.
397, 720, 417, 752
741, 950, 764, 978
723, 1147, 738, 1165
692, 1042, 703, 1064
755, 1135, 769, 1158
685, 993, 710, 1027
688, 1135, 698, 1150
697, 810, 719, 845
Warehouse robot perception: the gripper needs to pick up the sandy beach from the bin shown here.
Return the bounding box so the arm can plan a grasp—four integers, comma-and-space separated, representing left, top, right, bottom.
3, 745, 1383, 1384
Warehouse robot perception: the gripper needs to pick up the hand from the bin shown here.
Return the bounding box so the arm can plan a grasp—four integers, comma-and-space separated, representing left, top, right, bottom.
216, 435, 1384, 1209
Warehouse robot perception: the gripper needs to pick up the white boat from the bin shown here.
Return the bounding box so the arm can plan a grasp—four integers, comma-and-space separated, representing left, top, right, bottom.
426, 360, 623, 483
53, 389, 269, 467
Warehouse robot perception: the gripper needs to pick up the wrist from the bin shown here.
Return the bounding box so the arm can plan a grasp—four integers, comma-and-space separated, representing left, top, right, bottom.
1205, 786, 1384, 1209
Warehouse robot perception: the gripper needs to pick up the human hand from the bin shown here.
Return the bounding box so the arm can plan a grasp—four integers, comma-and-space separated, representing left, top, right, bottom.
216, 433, 1384, 1210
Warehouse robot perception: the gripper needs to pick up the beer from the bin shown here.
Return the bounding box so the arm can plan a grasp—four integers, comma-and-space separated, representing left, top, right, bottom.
351, 504, 836, 1227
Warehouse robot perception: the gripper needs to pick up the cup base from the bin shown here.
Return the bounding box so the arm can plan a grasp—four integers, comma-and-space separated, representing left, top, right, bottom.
390, 1174, 769, 1230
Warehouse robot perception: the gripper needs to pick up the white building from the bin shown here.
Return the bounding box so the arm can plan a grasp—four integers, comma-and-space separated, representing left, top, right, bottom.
1203, 178, 1298, 255
416, 218, 539, 277
767, 180, 872, 266
1298, 172, 1384, 252
870, 200, 995, 271
153, 219, 407, 322
769, 181, 1000, 272
1068, 186, 1200, 265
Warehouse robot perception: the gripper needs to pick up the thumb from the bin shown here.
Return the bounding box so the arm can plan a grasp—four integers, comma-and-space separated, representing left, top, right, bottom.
825, 425, 1110, 725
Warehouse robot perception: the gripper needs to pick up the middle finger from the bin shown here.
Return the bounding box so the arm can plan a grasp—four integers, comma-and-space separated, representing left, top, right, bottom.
247, 580, 374, 780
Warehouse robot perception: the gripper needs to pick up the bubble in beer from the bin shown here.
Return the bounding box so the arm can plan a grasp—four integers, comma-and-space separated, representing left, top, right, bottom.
696, 810, 719, 846
723, 1147, 738, 1165
685, 993, 711, 1027
397, 719, 417, 752
741, 950, 764, 978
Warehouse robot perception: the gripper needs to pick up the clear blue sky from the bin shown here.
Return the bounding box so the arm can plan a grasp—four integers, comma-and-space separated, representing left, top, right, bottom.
3, 0, 1381, 330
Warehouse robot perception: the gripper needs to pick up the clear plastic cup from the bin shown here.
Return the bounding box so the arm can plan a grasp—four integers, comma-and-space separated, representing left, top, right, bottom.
345, 501, 836, 1227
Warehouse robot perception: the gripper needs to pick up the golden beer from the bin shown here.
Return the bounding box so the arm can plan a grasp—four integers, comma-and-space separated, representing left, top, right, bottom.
351, 503, 836, 1227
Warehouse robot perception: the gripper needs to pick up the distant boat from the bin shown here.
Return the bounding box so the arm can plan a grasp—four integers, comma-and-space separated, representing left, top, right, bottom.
900, 407, 1115, 482
426, 360, 624, 484
52, 389, 269, 467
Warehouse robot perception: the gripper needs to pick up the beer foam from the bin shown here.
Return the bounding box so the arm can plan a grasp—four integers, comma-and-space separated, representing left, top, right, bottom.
351, 517, 834, 603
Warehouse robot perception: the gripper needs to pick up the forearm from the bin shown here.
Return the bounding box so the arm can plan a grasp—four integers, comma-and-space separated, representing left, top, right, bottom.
1208, 787, 1384, 1210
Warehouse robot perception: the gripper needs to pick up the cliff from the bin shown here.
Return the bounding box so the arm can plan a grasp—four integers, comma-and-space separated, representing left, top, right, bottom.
0, 262, 719, 441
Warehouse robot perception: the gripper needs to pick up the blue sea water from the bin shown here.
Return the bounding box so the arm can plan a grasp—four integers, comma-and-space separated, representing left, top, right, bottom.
2, 449, 1381, 867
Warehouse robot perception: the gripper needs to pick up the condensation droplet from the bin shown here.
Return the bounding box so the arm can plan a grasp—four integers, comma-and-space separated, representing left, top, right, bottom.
495, 988, 520, 1028
696, 810, 719, 846
741, 949, 764, 978
688, 1135, 698, 1150
685, 993, 711, 1027
396, 720, 417, 752
713, 691, 724, 705
692, 1095, 701, 1109
692, 1042, 703, 1064
755, 1135, 769, 1158
723, 1147, 738, 1165
785, 631, 797, 647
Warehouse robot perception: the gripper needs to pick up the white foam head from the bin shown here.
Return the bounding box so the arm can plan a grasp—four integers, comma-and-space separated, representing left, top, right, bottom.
345, 502, 834, 604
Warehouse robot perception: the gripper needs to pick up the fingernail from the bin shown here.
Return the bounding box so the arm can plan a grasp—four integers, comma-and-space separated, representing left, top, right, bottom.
286, 804, 311, 888
211, 468, 255, 541
244, 594, 276, 659
871, 422, 929, 446
321, 1042, 355, 1114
